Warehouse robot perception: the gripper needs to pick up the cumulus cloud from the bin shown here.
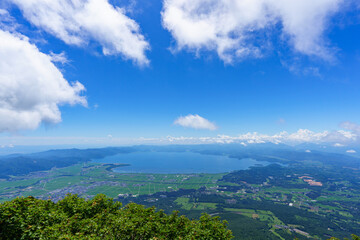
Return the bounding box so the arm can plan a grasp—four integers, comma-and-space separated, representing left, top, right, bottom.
0, 29, 86, 132
2, 127, 360, 145
163, 128, 357, 144
174, 114, 217, 130
162, 0, 343, 63
165, 121, 360, 144
10, 0, 150, 65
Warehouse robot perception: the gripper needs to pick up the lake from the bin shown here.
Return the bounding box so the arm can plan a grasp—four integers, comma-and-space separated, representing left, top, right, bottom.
93, 151, 270, 174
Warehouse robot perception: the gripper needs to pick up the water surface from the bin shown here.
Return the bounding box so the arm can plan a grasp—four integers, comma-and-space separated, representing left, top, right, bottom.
94, 151, 270, 174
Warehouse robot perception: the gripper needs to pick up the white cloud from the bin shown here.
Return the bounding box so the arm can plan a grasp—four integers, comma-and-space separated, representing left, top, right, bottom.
174, 114, 217, 130
49, 51, 68, 64
164, 122, 360, 144
287, 129, 330, 142
0, 143, 14, 148
1, 126, 360, 145
161, 128, 358, 144
0, 8, 18, 31
340, 121, 360, 134
0, 29, 86, 132
10, 0, 150, 65
162, 0, 343, 63
346, 149, 356, 153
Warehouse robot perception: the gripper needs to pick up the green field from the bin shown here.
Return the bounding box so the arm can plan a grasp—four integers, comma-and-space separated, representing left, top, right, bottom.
0, 163, 224, 202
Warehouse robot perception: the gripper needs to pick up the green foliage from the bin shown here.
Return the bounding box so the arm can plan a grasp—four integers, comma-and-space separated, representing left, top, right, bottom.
327, 235, 360, 240
0, 194, 233, 240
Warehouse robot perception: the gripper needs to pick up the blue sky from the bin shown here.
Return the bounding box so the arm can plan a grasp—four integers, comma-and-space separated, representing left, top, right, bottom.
1, 0, 360, 147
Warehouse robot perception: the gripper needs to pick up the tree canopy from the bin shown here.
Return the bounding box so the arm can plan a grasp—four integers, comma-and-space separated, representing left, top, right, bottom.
0, 194, 233, 239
